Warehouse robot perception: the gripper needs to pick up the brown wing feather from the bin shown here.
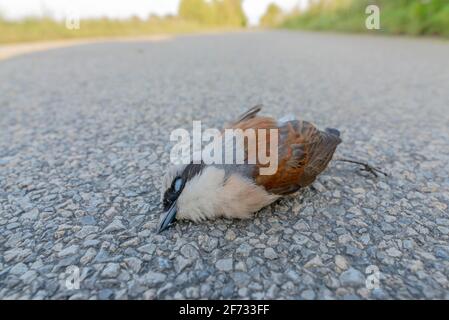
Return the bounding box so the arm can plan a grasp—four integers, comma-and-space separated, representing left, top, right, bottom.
229, 115, 279, 165
233, 105, 263, 125
228, 109, 341, 195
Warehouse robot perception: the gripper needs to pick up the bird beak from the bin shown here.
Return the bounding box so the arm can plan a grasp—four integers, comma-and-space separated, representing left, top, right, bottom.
157, 202, 177, 233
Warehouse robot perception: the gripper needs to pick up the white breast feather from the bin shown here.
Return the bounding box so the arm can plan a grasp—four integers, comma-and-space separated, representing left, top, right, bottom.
176, 166, 279, 222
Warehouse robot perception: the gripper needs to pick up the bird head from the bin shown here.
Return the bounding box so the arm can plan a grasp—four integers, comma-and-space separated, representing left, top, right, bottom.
157, 161, 280, 233
157, 162, 212, 233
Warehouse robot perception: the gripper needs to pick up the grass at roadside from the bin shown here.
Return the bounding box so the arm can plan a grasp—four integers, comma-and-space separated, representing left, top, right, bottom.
0, 17, 236, 44
282, 0, 449, 38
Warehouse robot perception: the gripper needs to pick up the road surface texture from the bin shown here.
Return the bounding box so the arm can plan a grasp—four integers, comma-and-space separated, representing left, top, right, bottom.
1, 31, 448, 299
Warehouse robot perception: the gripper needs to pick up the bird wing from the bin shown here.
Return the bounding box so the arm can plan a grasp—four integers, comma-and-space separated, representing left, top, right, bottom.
230, 105, 263, 127
228, 107, 341, 195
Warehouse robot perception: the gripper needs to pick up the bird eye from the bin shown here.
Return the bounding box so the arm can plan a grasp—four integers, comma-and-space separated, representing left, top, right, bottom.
173, 177, 183, 192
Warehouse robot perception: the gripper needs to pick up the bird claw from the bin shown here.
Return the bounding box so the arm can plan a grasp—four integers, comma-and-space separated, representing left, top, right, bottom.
336, 158, 388, 178
359, 166, 378, 178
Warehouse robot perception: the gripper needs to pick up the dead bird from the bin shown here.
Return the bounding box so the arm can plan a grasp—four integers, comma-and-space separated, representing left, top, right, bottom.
158, 106, 386, 233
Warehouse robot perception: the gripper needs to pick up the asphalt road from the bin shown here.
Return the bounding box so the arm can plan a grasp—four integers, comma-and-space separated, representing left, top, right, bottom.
1, 31, 448, 299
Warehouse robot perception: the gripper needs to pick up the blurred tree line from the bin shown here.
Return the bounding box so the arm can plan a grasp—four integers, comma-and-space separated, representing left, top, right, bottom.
0, 0, 247, 43
260, 3, 284, 28
179, 0, 247, 27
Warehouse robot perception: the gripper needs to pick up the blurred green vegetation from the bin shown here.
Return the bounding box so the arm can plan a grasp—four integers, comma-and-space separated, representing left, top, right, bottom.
0, 0, 246, 44
260, 3, 284, 28
179, 0, 246, 26
281, 0, 449, 37
0, 17, 209, 44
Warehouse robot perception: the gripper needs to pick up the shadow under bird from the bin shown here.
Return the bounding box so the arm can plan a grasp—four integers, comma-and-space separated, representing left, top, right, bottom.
158, 106, 385, 233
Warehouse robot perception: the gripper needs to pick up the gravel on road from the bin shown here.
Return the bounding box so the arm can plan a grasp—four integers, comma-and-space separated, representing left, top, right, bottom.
0, 31, 448, 299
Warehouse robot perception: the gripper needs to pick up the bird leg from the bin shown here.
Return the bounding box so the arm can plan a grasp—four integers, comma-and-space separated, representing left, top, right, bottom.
334, 158, 388, 178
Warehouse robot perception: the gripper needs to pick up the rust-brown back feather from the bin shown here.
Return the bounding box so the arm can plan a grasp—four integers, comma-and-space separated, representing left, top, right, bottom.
229, 108, 341, 195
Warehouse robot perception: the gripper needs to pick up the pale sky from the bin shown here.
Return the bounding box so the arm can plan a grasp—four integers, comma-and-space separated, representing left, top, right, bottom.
0, 0, 310, 25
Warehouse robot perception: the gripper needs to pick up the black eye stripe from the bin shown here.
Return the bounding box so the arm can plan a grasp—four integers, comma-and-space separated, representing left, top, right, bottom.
180, 163, 205, 182
162, 163, 205, 210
